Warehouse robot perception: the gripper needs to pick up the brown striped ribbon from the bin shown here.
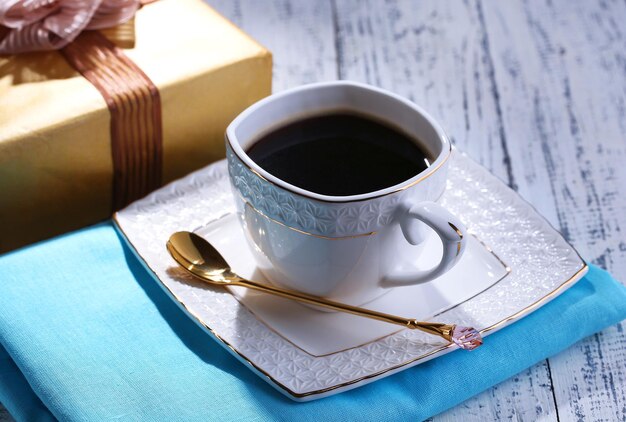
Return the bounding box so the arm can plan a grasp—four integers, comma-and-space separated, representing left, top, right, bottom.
59, 30, 163, 211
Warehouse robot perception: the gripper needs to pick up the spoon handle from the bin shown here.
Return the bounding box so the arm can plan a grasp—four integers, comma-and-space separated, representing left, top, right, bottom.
230, 277, 482, 350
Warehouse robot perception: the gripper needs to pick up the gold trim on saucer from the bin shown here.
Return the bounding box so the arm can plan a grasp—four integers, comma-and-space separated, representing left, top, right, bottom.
117, 209, 586, 401
116, 209, 587, 398
222, 225, 512, 358
116, 209, 585, 400
112, 148, 589, 399
290, 263, 588, 398
114, 210, 587, 401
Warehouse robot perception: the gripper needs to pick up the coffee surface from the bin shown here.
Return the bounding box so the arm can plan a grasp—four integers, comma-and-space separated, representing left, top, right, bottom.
246, 113, 431, 196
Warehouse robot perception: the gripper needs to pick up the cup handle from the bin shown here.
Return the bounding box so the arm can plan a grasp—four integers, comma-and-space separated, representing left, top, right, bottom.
383, 201, 467, 287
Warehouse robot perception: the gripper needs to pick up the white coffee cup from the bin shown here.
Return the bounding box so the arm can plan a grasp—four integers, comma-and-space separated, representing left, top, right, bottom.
226, 81, 467, 306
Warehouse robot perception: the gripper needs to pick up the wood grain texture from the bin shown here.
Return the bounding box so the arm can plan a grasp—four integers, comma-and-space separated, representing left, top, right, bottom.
480, 1, 626, 420
331, 0, 513, 183
433, 364, 559, 422
207, 0, 337, 92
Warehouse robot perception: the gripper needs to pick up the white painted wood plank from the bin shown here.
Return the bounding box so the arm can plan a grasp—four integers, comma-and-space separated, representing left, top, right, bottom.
485, 0, 626, 279
481, 0, 626, 420
332, 0, 513, 184
433, 363, 559, 422
208, 0, 337, 92
333, 1, 557, 420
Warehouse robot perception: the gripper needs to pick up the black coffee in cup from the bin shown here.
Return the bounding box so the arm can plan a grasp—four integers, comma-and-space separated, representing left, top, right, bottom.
246, 112, 432, 196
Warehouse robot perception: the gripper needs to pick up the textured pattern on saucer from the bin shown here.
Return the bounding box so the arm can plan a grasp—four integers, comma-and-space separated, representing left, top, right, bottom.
115, 151, 585, 398
226, 145, 446, 236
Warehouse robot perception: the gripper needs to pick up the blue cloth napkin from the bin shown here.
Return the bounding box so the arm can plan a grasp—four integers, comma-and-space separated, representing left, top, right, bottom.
0, 222, 625, 422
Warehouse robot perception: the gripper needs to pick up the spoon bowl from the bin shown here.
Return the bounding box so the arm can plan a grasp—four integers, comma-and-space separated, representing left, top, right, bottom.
167, 231, 236, 284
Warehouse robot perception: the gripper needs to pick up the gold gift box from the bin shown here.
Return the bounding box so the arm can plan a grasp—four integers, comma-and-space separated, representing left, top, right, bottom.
0, 0, 272, 253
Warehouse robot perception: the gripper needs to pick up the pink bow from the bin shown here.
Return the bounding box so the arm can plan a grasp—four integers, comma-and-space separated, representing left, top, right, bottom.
0, 0, 140, 53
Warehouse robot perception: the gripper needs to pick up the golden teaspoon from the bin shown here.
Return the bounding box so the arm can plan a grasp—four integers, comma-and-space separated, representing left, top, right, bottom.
166, 231, 482, 350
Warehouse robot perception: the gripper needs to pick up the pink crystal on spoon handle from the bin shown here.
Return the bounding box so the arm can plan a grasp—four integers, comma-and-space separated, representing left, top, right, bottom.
450, 325, 483, 350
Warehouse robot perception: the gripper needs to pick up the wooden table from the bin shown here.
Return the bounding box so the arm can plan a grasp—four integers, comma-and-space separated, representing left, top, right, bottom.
1, 1, 623, 421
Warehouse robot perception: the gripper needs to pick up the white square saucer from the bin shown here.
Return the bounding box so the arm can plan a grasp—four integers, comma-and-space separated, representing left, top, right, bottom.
114, 150, 587, 401
195, 213, 509, 357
